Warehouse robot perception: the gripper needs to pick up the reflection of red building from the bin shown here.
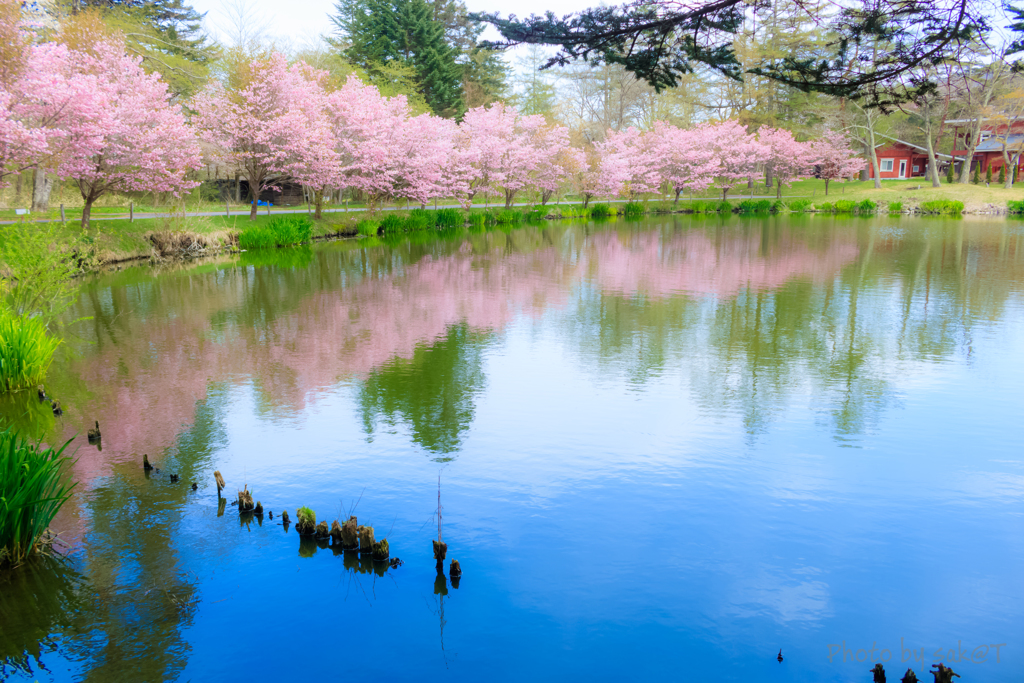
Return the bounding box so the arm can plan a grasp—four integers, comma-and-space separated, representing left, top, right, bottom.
947, 118, 1024, 177
867, 136, 957, 179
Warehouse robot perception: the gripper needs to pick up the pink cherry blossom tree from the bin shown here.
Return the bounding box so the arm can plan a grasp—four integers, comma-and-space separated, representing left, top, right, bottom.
44, 40, 201, 229
596, 127, 661, 199
650, 122, 719, 203
757, 127, 815, 199
808, 130, 866, 195
697, 121, 769, 200
192, 53, 326, 220
393, 113, 458, 207
529, 125, 575, 205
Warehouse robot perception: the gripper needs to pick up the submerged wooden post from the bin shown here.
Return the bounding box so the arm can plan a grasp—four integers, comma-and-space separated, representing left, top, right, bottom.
214, 470, 225, 496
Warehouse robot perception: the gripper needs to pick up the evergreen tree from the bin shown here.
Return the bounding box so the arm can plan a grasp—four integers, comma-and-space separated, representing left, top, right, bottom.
331, 0, 468, 116
946, 163, 954, 183
972, 166, 981, 184
999, 165, 1006, 184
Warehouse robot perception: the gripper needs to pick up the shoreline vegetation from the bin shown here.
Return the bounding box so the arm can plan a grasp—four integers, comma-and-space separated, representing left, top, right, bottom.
1, 179, 1021, 272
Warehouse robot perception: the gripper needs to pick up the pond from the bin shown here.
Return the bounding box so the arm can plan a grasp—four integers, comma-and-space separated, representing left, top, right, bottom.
1, 214, 1022, 682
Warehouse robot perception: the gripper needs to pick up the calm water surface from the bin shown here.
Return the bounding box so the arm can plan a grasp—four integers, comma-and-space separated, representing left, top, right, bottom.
1, 215, 1022, 682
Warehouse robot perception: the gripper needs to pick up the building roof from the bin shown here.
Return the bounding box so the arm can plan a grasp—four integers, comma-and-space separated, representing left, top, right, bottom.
974, 133, 1024, 152
873, 134, 961, 160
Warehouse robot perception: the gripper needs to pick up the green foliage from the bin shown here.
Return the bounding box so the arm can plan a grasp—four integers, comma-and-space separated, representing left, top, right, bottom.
986, 165, 993, 184
491, 209, 523, 224
689, 200, 718, 214
717, 200, 733, 213
919, 200, 965, 215
0, 311, 62, 394
468, 212, 487, 227
888, 201, 904, 214
621, 202, 645, 217
857, 199, 877, 213
816, 202, 834, 213
525, 206, 546, 221
737, 199, 772, 213
946, 164, 955, 184
561, 204, 591, 218
0, 222, 82, 327
433, 208, 464, 228
296, 506, 316, 526
999, 166, 1006, 184
0, 427, 75, 567
356, 219, 380, 236
238, 216, 313, 249
834, 199, 857, 213
404, 209, 432, 231
378, 214, 405, 232
972, 167, 981, 184
589, 203, 614, 218
787, 199, 813, 212
771, 200, 787, 213
1007, 199, 1024, 214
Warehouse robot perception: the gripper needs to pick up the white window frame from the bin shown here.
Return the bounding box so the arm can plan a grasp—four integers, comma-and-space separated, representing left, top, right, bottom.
980, 131, 991, 142
880, 159, 894, 172
899, 160, 907, 178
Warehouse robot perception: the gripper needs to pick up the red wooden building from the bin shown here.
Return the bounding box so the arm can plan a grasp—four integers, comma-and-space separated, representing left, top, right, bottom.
947, 118, 1024, 178
866, 136, 957, 179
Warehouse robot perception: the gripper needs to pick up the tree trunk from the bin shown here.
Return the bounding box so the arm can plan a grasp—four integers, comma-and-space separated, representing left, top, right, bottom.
504, 189, 514, 208
924, 131, 942, 188
313, 189, 323, 219
14, 171, 23, 202
249, 196, 258, 220
958, 121, 981, 183
32, 170, 53, 211
824, 178, 830, 196
674, 188, 681, 205
775, 180, 782, 199
1006, 151, 1022, 189
81, 196, 95, 230
235, 173, 241, 203
766, 165, 773, 189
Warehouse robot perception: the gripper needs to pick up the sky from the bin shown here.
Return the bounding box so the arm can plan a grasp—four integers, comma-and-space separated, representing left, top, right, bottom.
190, 0, 591, 49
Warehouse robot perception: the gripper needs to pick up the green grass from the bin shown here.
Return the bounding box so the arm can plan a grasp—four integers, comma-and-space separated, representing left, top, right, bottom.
858, 199, 877, 213
1007, 200, 1024, 214
489, 209, 524, 225
237, 216, 313, 250
433, 208, 464, 228
356, 219, 380, 236
787, 199, 813, 212
834, 200, 857, 213
621, 202, 645, 218
0, 311, 61, 394
889, 201, 904, 214
590, 203, 615, 218
737, 199, 772, 214
0, 427, 75, 567
918, 200, 964, 215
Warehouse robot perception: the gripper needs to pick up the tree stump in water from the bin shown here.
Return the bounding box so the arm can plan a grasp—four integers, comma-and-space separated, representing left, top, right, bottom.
371, 538, 389, 560
295, 507, 316, 535
449, 559, 461, 577
237, 487, 255, 512
359, 525, 375, 552
871, 663, 886, 683
330, 520, 343, 545
341, 516, 359, 549
214, 470, 225, 495
432, 540, 447, 567
143, 454, 153, 470
902, 670, 919, 683
315, 521, 330, 539
254, 501, 263, 515
930, 664, 960, 683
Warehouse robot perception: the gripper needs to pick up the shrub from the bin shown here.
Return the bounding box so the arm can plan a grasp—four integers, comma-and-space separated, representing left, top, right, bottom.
717, 200, 733, 213
999, 166, 1006, 184
857, 199, 877, 213
378, 214, 404, 232
690, 200, 717, 214
986, 165, 993, 184
788, 199, 813, 212
0, 427, 76, 567
888, 201, 904, 214
1007, 199, 1024, 214
468, 212, 486, 227
946, 164, 954, 183
492, 209, 523, 224
738, 199, 772, 213
433, 208, 463, 228
238, 216, 313, 249
403, 209, 432, 231
590, 203, 614, 218
834, 199, 857, 213
972, 167, 980, 184
622, 202, 645, 217
0, 311, 62, 393
771, 200, 788, 213
816, 202, 834, 213
356, 219, 380, 236
919, 200, 965, 215
561, 204, 591, 219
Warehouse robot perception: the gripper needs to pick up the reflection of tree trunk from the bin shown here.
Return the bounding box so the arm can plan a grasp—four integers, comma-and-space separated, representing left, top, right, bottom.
32, 170, 53, 211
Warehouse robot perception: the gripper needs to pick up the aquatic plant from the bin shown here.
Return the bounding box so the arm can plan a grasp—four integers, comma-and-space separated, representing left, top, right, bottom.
834, 199, 857, 213
737, 199, 772, 214
404, 209, 432, 231
0, 311, 62, 394
787, 199, 813, 212
378, 214, 405, 233
689, 200, 717, 214
857, 199, 877, 213
525, 206, 546, 222
356, 219, 380, 236
621, 202, 645, 217
468, 212, 486, 227
919, 200, 964, 215
433, 208, 463, 228
888, 201, 904, 214
717, 200, 733, 213
0, 427, 76, 567
295, 506, 316, 535
771, 200, 787, 213
1007, 200, 1024, 214
491, 209, 523, 224
561, 204, 591, 219
589, 203, 614, 218
815, 202, 834, 213
238, 216, 313, 249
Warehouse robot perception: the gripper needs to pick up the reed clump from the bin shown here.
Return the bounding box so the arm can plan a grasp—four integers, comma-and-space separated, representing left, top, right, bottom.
0, 427, 75, 567
0, 311, 62, 394
295, 506, 316, 535
238, 216, 313, 249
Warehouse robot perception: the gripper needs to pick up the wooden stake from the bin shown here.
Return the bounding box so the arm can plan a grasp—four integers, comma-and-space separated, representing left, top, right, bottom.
60, 204, 65, 223
129, 201, 134, 222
